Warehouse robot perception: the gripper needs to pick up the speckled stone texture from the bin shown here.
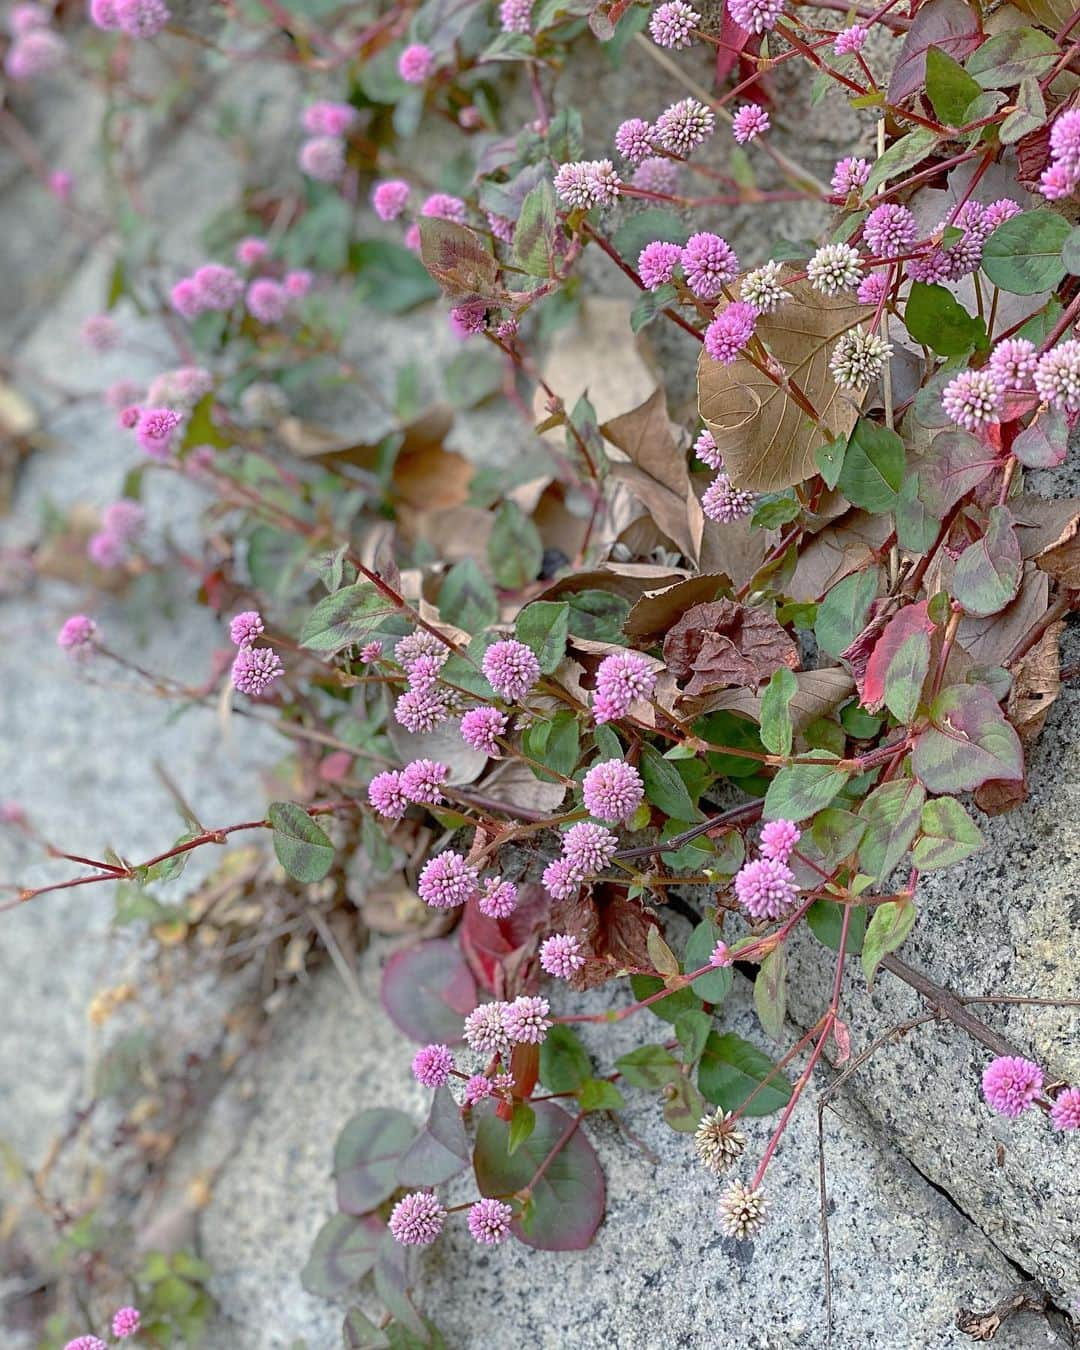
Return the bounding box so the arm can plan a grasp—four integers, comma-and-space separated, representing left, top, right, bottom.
199, 944, 1065, 1350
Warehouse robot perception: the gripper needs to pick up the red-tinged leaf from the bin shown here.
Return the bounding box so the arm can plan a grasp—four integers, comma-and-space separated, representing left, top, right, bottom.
917, 428, 999, 517
952, 506, 1022, 618
459, 884, 549, 995
714, 10, 753, 85
861, 601, 935, 719
887, 0, 982, 104
473, 1101, 605, 1250
912, 684, 1024, 793
1011, 408, 1068, 468
418, 218, 505, 303
381, 938, 477, 1044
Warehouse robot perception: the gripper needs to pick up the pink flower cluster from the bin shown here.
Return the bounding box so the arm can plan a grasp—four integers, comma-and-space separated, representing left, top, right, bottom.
88, 499, 145, 570
5, 3, 64, 79
57, 614, 97, 658
481, 639, 540, 703
981, 1056, 1043, 1117
944, 339, 1080, 430
393, 631, 454, 733
542, 822, 618, 898
398, 42, 434, 83
539, 931, 585, 978
418, 850, 479, 908
412, 1042, 454, 1087
462, 995, 552, 1051
460, 704, 508, 756
1040, 109, 1080, 200
369, 758, 450, 819
170, 263, 244, 320
228, 609, 283, 698
592, 649, 657, 723
89, 0, 170, 36
581, 758, 644, 823
554, 159, 623, 209
733, 856, 799, 920
62, 1305, 141, 1350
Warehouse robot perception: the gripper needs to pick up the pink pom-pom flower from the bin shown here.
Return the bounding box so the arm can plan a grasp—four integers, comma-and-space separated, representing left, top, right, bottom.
981, 1056, 1044, 1118
412, 1043, 454, 1087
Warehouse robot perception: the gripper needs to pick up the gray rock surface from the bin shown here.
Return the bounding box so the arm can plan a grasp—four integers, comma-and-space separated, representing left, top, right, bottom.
200, 946, 1065, 1350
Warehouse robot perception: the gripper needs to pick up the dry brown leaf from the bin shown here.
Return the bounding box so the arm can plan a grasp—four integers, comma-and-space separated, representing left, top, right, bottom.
698, 273, 871, 492
404, 504, 493, 565
663, 600, 799, 696
974, 777, 1028, 816
603, 387, 703, 563
532, 297, 658, 432
787, 510, 892, 602
624, 574, 733, 642
1011, 494, 1080, 561
694, 481, 774, 590
478, 760, 570, 815
535, 562, 689, 609
1009, 618, 1063, 744
958, 565, 1048, 668
551, 889, 659, 992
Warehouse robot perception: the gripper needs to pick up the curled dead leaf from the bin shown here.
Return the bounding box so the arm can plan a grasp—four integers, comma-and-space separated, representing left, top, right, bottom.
663, 600, 799, 696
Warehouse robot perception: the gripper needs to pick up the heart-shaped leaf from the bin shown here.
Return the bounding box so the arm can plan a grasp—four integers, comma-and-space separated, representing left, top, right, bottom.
697, 1031, 792, 1115
857, 779, 926, 881
862, 900, 917, 986
698, 274, 871, 492
763, 751, 850, 822
268, 802, 335, 882
912, 795, 985, 870
300, 583, 399, 653
381, 939, 477, 1044
952, 506, 1022, 617
301, 1213, 384, 1297
334, 1109, 418, 1215
912, 685, 1024, 792
397, 1087, 470, 1187
862, 600, 935, 722
473, 1101, 605, 1250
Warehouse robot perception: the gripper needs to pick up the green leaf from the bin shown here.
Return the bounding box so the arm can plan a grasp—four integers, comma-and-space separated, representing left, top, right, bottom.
512, 180, 559, 277
334, 1109, 418, 1214
912, 684, 1024, 792
488, 501, 543, 589
1000, 76, 1047, 144
301, 582, 398, 653
904, 282, 986, 356
663, 1075, 708, 1132
838, 419, 905, 512
814, 569, 879, 659
577, 1078, 626, 1112
631, 284, 677, 333
474, 1102, 604, 1249
539, 1025, 591, 1092
814, 435, 846, 491
751, 494, 802, 530
674, 1010, 712, 1066
763, 752, 850, 823
438, 558, 498, 633
754, 945, 787, 1041
352, 240, 440, 314
981, 210, 1071, 295
524, 710, 580, 780
861, 900, 917, 986
864, 128, 938, 196
806, 899, 865, 954
966, 26, 1060, 89
639, 744, 704, 822
759, 667, 797, 757
925, 45, 982, 124
698, 1031, 793, 1115
896, 474, 941, 552
683, 919, 733, 1003
515, 600, 570, 673
952, 505, 1021, 617
615, 1043, 682, 1089
268, 802, 334, 882
564, 590, 632, 643
628, 974, 702, 1024
857, 779, 926, 881
507, 1101, 536, 1155
612, 208, 689, 263
444, 350, 503, 409
1064, 227, 1080, 277
912, 795, 985, 870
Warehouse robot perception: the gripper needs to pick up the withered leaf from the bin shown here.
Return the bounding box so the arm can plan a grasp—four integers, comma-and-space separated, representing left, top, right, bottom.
623, 574, 732, 642
680, 667, 854, 725
1009, 618, 1063, 744
974, 776, 1029, 816
1011, 494, 1080, 560
663, 600, 799, 696
697, 273, 871, 492
603, 387, 703, 563
551, 890, 658, 992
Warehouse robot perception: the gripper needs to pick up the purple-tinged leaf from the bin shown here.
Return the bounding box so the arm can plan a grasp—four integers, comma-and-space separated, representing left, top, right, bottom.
857, 779, 926, 881
1011, 408, 1067, 468
301, 1213, 384, 1297
887, 0, 981, 104
381, 938, 477, 1044
397, 1087, 470, 1188
334, 1109, 418, 1215
473, 1101, 604, 1250
912, 795, 985, 870
917, 428, 998, 516
373, 1230, 428, 1339
953, 506, 1022, 617
418, 218, 506, 304
912, 684, 1024, 792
